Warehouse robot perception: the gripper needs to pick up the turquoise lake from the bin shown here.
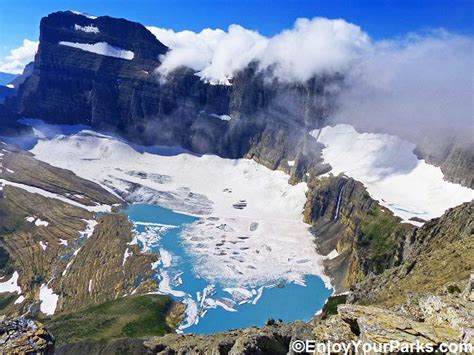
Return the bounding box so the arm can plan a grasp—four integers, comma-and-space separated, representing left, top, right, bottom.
126, 203, 332, 334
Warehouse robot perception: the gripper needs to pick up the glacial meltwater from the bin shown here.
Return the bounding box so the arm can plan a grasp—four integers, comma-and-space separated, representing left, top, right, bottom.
126, 203, 332, 334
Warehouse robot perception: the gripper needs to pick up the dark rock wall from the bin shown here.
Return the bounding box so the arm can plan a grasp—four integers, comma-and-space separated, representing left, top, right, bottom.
14, 11, 336, 166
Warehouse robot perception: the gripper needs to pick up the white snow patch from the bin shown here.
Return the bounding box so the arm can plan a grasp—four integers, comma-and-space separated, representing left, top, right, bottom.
39, 241, 48, 250
59, 239, 68, 246
0, 271, 21, 293
14, 295, 25, 304
326, 249, 339, 260
62, 248, 81, 276
5, 84, 14, 89
25, 216, 49, 227
210, 113, 232, 121
311, 124, 474, 222
404, 220, 424, 228
39, 283, 58, 315
59, 41, 134, 60
81, 219, 98, 238
74, 24, 99, 34
122, 248, 132, 266
88, 279, 92, 294
6, 168, 14, 173
288, 160, 295, 167
35, 219, 49, 227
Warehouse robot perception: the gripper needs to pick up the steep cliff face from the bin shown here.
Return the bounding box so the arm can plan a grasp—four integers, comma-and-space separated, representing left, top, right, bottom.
415, 140, 474, 188
16, 11, 167, 128
14, 11, 336, 165
351, 201, 474, 306
303, 175, 411, 292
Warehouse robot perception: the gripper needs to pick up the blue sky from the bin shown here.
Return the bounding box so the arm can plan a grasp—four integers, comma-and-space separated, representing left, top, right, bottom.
1, 0, 473, 58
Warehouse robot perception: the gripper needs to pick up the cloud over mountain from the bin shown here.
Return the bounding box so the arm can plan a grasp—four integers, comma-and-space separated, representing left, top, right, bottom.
148, 17, 369, 84
149, 18, 473, 141
334, 31, 474, 142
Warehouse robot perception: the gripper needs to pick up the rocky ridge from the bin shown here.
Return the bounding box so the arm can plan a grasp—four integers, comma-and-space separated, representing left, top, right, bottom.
0, 143, 174, 323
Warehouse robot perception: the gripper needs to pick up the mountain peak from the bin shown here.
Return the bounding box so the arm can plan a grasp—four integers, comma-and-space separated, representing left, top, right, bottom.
39, 11, 168, 61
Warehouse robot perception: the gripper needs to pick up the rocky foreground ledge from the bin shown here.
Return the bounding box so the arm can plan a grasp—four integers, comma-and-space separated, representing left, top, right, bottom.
0, 316, 54, 353
47, 277, 473, 354
4, 280, 472, 355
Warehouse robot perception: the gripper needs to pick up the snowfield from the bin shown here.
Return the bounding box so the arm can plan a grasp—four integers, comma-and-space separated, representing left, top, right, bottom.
0, 271, 22, 294
311, 124, 474, 222
59, 41, 134, 60
30, 127, 328, 287
39, 283, 59, 315
74, 24, 100, 34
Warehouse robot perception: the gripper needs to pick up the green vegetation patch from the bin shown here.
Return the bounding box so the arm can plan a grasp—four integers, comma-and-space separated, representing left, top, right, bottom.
0, 245, 14, 277
360, 207, 404, 258
0, 293, 16, 311
358, 207, 410, 275
447, 284, 461, 294
46, 294, 176, 345
320, 295, 347, 319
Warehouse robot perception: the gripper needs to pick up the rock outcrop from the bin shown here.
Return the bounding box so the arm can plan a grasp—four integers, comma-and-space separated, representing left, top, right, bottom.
0, 317, 54, 353
143, 320, 312, 354
410, 130, 474, 188
313, 290, 473, 352
57, 213, 158, 312
350, 201, 474, 306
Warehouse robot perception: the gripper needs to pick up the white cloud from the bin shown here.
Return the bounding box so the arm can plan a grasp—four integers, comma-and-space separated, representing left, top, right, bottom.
148, 19, 473, 143
148, 17, 369, 84
259, 18, 369, 82
333, 31, 474, 142
0, 39, 38, 74
148, 26, 267, 84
